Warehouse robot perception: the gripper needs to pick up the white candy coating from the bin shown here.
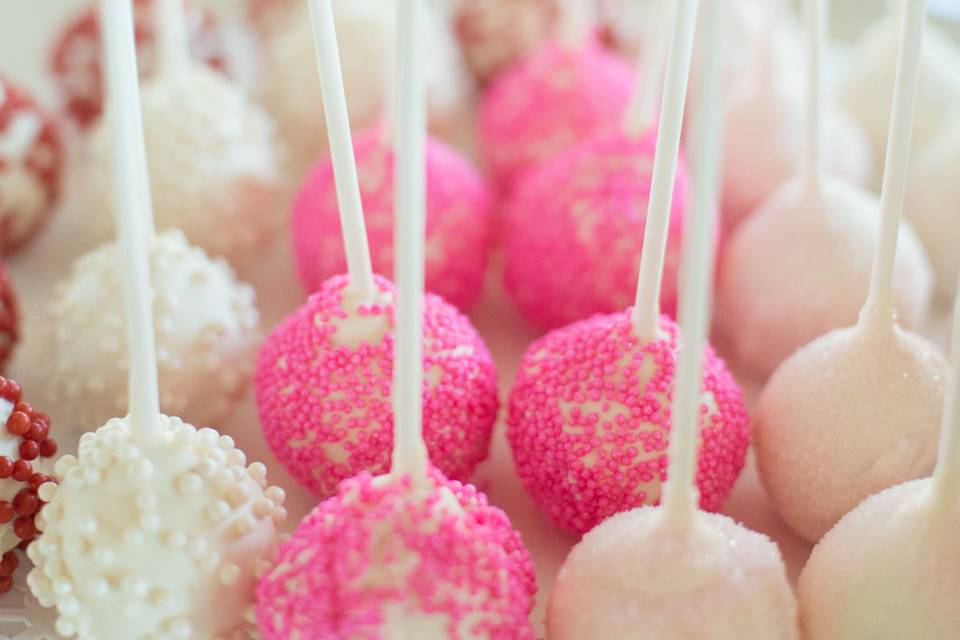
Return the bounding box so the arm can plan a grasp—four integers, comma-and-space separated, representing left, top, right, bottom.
547, 507, 799, 640
81, 63, 282, 266
798, 479, 960, 639
716, 176, 933, 379
27, 414, 286, 640
45, 230, 259, 449
755, 320, 947, 543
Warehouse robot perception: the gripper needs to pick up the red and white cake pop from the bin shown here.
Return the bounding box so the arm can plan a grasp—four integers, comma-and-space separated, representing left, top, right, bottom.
29, 5, 285, 636
755, 1, 947, 543
507, 0, 748, 534
49, 0, 227, 129
256, 0, 497, 498
0, 261, 17, 370
256, 5, 536, 634
0, 75, 64, 253
548, 6, 798, 631
293, 124, 494, 310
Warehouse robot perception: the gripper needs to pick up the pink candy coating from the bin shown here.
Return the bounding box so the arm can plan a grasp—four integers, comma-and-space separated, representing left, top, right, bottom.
477, 37, 634, 188
293, 126, 494, 310
502, 129, 690, 331
256, 468, 538, 640
254, 274, 499, 498
507, 311, 750, 534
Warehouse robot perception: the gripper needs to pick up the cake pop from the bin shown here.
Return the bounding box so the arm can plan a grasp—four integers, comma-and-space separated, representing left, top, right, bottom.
507, 0, 748, 534
0, 75, 64, 253
293, 123, 494, 310
49, 0, 227, 129
754, 0, 946, 544
715, 0, 931, 380
0, 261, 16, 370
260, 0, 471, 178
255, 5, 536, 634
76, 0, 282, 267
255, 0, 498, 498
905, 124, 960, 301
547, 5, 798, 632
798, 272, 960, 639
28, 4, 285, 636
476, 0, 634, 188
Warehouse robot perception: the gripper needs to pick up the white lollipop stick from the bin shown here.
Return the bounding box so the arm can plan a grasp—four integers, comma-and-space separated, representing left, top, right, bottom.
154, 0, 192, 71
631, 0, 701, 342
663, 0, 726, 524
862, 0, 926, 326
391, 0, 428, 479
308, 0, 376, 304
100, 0, 161, 437
933, 276, 960, 503
557, 0, 595, 49
803, 0, 825, 190
623, 0, 675, 138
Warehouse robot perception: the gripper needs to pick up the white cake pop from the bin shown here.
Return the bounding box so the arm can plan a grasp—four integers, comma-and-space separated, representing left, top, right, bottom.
755, 0, 946, 543
547, 6, 798, 635
78, 0, 282, 267
261, 0, 471, 177
715, 0, 931, 380
905, 124, 960, 301
28, 3, 285, 637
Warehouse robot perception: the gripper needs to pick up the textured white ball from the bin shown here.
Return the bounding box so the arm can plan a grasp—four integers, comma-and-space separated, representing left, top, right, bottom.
755, 320, 947, 543
905, 125, 960, 301
27, 414, 287, 640
44, 230, 259, 449
716, 176, 932, 379
798, 479, 960, 639
81, 63, 282, 266
547, 507, 799, 640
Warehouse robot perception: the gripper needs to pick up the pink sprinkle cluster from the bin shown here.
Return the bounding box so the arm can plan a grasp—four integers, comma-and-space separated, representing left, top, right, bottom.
256, 468, 537, 640
507, 311, 750, 534
254, 274, 499, 498
502, 129, 691, 331
292, 126, 494, 310
477, 36, 634, 188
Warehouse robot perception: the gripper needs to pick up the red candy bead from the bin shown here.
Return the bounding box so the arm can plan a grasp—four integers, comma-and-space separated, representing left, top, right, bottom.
0, 576, 12, 594
0, 551, 17, 576
12, 460, 32, 481
0, 502, 13, 524
6, 411, 29, 436
18, 440, 39, 461
0, 457, 12, 479
13, 517, 35, 540
12, 490, 38, 517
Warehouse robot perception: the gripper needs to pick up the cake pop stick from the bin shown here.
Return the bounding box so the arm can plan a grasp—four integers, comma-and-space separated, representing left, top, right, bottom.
154, 0, 192, 71
307, 0, 375, 304
632, 0, 700, 341
803, 0, 824, 190
862, 0, 926, 325
622, 0, 674, 138
933, 277, 960, 503
557, 0, 595, 48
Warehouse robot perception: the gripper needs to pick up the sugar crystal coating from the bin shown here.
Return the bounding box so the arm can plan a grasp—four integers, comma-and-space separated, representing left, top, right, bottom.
256, 468, 536, 640
293, 127, 494, 310
507, 311, 749, 534
255, 274, 498, 498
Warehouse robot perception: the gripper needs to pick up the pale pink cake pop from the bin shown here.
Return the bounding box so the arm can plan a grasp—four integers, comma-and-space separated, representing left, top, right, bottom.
256, 467, 537, 639
254, 274, 499, 497
293, 125, 494, 310
507, 311, 750, 534
477, 35, 633, 187
502, 129, 690, 331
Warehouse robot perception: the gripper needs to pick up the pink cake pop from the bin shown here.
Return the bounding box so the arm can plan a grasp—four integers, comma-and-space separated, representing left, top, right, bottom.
0, 75, 64, 254
255, 0, 498, 498
292, 123, 494, 310
507, 0, 748, 534
255, 4, 536, 634
476, 0, 633, 188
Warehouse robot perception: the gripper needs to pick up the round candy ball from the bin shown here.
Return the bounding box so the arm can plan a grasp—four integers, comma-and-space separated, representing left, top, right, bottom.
0, 260, 18, 370
502, 128, 690, 331
798, 479, 960, 639
45, 230, 259, 449
293, 126, 494, 310
49, 0, 227, 129
547, 506, 799, 639
256, 468, 537, 640
477, 36, 634, 188
0, 75, 64, 253
507, 311, 750, 534
755, 320, 947, 543
28, 414, 287, 639
79, 63, 282, 267
716, 176, 932, 380
255, 274, 499, 498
